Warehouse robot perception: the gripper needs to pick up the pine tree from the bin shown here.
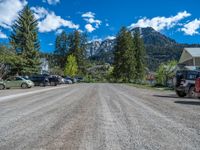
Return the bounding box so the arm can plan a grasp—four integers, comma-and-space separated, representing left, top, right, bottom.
54, 31, 68, 68
133, 31, 146, 82
64, 55, 78, 77
68, 30, 87, 74
10, 5, 40, 75
113, 27, 135, 82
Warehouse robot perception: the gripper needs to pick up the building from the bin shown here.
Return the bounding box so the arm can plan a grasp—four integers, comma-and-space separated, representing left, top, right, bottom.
40, 58, 49, 74
179, 48, 200, 66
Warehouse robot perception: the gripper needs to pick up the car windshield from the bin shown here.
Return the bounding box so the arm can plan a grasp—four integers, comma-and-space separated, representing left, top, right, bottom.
176, 71, 200, 80
16, 77, 26, 81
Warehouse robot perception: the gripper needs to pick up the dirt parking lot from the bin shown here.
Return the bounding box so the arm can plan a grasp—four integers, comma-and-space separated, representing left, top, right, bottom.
0, 83, 200, 150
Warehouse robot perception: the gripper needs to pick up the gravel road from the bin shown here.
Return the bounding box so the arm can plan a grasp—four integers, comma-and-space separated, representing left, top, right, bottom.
0, 83, 200, 150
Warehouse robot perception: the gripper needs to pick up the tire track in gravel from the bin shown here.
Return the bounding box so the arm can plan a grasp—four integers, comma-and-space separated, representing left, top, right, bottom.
0, 84, 92, 149
114, 84, 200, 135
110, 84, 200, 150
0, 85, 75, 117
0, 83, 200, 150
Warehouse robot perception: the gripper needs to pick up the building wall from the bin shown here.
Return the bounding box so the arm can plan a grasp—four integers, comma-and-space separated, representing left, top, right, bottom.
40, 58, 49, 74
181, 59, 193, 66
194, 58, 200, 66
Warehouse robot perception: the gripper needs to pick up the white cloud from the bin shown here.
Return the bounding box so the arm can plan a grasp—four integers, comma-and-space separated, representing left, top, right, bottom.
0, 0, 27, 29
82, 11, 102, 32
129, 11, 191, 31
48, 43, 53, 46
38, 12, 79, 32
43, 0, 60, 5
77, 29, 83, 33
84, 18, 101, 28
85, 24, 95, 32
105, 36, 116, 40
106, 23, 109, 27
181, 19, 200, 35
0, 30, 8, 39
31, 7, 48, 20
55, 29, 63, 34
82, 12, 95, 18
31, 7, 79, 32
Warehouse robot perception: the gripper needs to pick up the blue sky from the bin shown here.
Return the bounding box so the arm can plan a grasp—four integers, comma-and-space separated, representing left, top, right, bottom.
0, 0, 200, 53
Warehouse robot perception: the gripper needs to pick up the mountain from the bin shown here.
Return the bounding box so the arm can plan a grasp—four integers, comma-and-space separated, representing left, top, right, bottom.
87, 27, 200, 71
87, 39, 115, 63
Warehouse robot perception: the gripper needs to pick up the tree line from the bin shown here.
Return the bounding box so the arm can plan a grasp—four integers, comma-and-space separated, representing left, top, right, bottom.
0, 5, 146, 83
53, 30, 87, 76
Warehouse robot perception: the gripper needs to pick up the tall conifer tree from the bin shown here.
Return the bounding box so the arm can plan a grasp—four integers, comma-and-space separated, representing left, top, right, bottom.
113, 27, 135, 82
10, 5, 40, 75
133, 30, 146, 82
68, 30, 87, 74
54, 31, 68, 68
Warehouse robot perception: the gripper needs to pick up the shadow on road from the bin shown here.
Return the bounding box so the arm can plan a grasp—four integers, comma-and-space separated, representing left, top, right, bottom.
153, 94, 179, 99
174, 101, 200, 106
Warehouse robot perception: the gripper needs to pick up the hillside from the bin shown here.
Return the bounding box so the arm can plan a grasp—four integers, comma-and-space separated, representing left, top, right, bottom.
87, 27, 200, 71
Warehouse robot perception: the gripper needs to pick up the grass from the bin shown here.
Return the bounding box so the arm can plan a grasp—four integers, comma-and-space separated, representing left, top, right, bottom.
126, 83, 174, 91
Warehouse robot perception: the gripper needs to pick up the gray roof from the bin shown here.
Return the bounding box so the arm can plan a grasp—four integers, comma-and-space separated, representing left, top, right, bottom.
185, 48, 200, 57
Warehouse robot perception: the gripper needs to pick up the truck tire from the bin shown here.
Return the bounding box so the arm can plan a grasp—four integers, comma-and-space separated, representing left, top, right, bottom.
0, 84, 5, 90
176, 91, 186, 97
40, 83, 45, 87
188, 86, 195, 98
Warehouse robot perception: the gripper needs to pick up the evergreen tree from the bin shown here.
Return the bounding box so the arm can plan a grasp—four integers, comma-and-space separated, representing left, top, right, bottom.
113, 27, 135, 82
133, 31, 146, 82
54, 31, 68, 68
64, 54, 78, 77
68, 30, 87, 74
10, 5, 40, 75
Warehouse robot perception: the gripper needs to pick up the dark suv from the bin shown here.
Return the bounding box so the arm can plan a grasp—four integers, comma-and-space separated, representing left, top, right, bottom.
48, 76, 60, 86
175, 70, 200, 97
29, 75, 49, 87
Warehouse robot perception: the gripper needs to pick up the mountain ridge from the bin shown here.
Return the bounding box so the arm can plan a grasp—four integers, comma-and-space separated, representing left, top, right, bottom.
86, 27, 200, 70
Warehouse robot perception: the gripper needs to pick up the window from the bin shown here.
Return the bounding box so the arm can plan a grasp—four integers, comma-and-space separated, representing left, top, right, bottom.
186, 72, 198, 80
16, 77, 22, 81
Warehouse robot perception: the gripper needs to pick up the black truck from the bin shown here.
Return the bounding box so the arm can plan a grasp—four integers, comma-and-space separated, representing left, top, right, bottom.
175, 70, 200, 97
29, 75, 49, 87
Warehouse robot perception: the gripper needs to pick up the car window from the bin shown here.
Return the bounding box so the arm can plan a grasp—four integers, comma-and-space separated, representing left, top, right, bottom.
187, 74, 197, 80
186, 72, 198, 80
16, 77, 23, 81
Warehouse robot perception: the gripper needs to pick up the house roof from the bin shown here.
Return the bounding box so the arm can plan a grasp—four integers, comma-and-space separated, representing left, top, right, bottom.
179, 48, 200, 64
184, 48, 200, 57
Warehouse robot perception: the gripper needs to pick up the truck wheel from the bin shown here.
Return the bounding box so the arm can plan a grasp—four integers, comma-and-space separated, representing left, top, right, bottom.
21, 83, 28, 89
188, 86, 195, 98
0, 84, 5, 90
176, 91, 186, 97
40, 83, 45, 87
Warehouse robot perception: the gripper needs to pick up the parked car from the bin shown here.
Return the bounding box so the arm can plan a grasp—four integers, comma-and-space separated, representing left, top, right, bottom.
48, 76, 59, 86
29, 75, 49, 87
75, 77, 84, 82
0, 76, 34, 90
56, 76, 65, 84
65, 77, 74, 83
65, 79, 73, 84
60, 77, 66, 84
194, 77, 200, 98
175, 70, 200, 97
